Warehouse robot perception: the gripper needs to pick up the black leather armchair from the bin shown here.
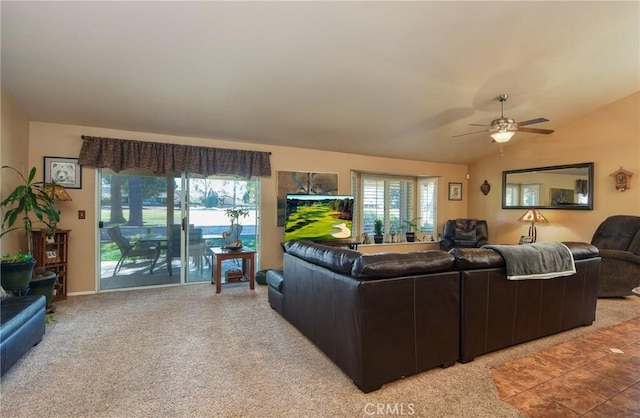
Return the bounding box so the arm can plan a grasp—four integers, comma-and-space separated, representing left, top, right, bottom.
439, 219, 489, 251
590, 215, 640, 297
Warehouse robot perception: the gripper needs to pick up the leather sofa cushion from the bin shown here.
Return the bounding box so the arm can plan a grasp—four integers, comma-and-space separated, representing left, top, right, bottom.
451, 248, 505, 270
455, 228, 476, 242
562, 241, 599, 260
452, 242, 599, 270
351, 251, 455, 280
283, 240, 360, 275
591, 215, 640, 251
0, 295, 46, 341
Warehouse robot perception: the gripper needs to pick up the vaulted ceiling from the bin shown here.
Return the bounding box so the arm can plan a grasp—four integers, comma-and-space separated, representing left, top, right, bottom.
2, 1, 638, 164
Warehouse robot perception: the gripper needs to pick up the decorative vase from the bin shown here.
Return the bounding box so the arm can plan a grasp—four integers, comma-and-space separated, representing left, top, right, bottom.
29, 271, 57, 311
222, 222, 243, 249
0, 260, 36, 294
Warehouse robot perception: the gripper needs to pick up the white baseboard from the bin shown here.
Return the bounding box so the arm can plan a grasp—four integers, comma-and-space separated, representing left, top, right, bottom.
66, 291, 96, 297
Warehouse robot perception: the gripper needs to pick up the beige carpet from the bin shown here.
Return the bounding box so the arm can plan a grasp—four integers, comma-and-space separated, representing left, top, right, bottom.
1, 284, 638, 418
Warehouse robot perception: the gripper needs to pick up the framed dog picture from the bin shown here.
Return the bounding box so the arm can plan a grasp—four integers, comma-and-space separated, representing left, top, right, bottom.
448, 182, 462, 201
44, 156, 82, 189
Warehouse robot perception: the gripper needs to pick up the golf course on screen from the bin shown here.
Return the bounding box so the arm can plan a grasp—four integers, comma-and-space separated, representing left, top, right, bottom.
284, 197, 353, 241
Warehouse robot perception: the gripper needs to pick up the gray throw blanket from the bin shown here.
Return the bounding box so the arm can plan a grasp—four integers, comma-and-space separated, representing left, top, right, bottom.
483, 241, 576, 280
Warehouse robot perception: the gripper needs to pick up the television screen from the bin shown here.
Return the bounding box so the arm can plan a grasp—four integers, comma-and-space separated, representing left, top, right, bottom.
284, 194, 354, 242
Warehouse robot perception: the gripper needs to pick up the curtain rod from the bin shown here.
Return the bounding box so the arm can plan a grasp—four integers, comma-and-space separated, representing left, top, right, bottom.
81, 135, 272, 155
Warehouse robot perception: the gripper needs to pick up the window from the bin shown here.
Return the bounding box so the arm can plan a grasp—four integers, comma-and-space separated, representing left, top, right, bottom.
352, 172, 437, 239
506, 183, 540, 206
521, 184, 540, 206
417, 178, 437, 235
505, 183, 520, 206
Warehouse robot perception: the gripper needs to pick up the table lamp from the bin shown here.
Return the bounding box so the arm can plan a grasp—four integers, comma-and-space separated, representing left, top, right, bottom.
517, 209, 548, 242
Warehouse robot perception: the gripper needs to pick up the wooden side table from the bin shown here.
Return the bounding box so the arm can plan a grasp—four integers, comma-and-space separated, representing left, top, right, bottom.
209, 247, 256, 294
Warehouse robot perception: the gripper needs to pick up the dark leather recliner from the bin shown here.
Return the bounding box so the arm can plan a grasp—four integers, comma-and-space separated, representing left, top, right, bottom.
439, 219, 489, 251
590, 215, 640, 297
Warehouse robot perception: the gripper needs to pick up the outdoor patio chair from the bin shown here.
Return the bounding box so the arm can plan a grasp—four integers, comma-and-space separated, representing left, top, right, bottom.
108, 227, 160, 277
167, 225, 210, 275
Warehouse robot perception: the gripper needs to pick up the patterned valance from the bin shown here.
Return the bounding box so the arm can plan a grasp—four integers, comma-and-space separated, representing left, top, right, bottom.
78, 136, 271, 178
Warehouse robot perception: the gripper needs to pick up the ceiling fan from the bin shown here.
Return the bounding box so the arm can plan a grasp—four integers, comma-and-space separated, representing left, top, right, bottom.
452, 94, 554, 143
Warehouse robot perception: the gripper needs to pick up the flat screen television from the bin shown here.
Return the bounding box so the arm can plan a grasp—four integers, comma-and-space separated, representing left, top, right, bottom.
284, 194, 354, 242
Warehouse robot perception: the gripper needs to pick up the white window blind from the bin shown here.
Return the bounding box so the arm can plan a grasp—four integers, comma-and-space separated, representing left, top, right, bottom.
418, 178, 437, 235
353, 173, 417, 234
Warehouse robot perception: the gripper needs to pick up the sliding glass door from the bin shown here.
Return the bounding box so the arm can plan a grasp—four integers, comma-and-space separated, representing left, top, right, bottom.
98, 169, 259, 291
184, 174, 259, 284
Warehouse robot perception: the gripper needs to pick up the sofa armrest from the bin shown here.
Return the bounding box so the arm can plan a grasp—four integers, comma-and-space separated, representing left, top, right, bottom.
598, 249, 640, 265
439, 238, 454, 251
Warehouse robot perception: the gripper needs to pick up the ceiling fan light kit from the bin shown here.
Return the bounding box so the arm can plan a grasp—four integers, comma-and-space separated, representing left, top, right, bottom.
453, 93, 554, 143
490, 130, 515, 143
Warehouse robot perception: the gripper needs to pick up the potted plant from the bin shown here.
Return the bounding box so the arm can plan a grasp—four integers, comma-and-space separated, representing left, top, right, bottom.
0, 251, 36, 293
1, 165, 60, 295
373, 218, 384, 244
403, 218, 421, 242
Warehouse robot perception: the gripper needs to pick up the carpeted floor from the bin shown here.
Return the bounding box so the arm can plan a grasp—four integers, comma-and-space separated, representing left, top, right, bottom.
0, 284, 638, 418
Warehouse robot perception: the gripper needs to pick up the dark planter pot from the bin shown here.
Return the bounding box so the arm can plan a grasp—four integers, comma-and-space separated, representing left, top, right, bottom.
0, 260, 36, 293
374, 235, 384, 244
405, 232, 416, 242
29, 272, 57, 308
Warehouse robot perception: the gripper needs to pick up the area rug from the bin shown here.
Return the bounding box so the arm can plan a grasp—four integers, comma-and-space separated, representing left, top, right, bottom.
491, 316, 640, 417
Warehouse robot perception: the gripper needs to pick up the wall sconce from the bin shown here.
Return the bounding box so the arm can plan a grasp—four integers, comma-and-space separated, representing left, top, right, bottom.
480, 180, 491, 195
517, 209, 548, 242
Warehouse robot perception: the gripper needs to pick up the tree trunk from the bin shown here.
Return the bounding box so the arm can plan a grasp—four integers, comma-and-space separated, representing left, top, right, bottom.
109, 176, 126, 224
128, 176, 144, 226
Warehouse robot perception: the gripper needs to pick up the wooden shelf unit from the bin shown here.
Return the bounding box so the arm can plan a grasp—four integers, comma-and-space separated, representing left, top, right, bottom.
32, 229, 69, 302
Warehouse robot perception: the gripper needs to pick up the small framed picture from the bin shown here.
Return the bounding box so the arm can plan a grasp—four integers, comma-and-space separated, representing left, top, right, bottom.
448, 182, 463, 201
519, 236, 534, 245
46, 250, 57, 259
44, 156, 82, 189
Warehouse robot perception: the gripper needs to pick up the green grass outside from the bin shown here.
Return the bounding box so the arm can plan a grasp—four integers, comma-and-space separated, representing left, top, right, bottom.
101, 208, 179, 226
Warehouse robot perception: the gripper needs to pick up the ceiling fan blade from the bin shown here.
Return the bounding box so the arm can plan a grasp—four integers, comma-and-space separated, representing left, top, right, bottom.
517, 127, 555, 134
517, 118, 549, 127
451, 129, 489, 138
469, 123, 491, 127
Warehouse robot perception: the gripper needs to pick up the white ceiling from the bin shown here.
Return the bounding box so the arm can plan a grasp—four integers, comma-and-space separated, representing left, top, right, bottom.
2, 1, 638, 164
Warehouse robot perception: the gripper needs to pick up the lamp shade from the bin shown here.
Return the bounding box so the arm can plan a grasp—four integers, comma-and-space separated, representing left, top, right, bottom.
46, 184, 72, 201
490, 130, 515, 143
517, 209, 548, 225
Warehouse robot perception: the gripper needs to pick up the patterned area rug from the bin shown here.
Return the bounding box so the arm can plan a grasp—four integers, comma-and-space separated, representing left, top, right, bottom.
491, 317, 640, 417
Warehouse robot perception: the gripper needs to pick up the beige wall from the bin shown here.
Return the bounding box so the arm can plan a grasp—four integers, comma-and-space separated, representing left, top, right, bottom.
23, 121, 467, 295
4, 90, 638, 295
468, 91, 640, 245
1, 88, 31, 255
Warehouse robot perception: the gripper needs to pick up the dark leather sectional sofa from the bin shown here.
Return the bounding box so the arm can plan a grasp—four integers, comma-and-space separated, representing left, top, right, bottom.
0, 295, 46, 377
451, 243, 600, 363
268, 240, 600, 392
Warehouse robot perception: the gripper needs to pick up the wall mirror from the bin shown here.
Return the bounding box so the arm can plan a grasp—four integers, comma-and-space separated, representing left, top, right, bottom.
502, 162, 594, 210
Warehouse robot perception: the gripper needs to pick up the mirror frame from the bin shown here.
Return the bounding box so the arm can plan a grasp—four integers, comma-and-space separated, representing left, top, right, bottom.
502, 162, 594, 210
